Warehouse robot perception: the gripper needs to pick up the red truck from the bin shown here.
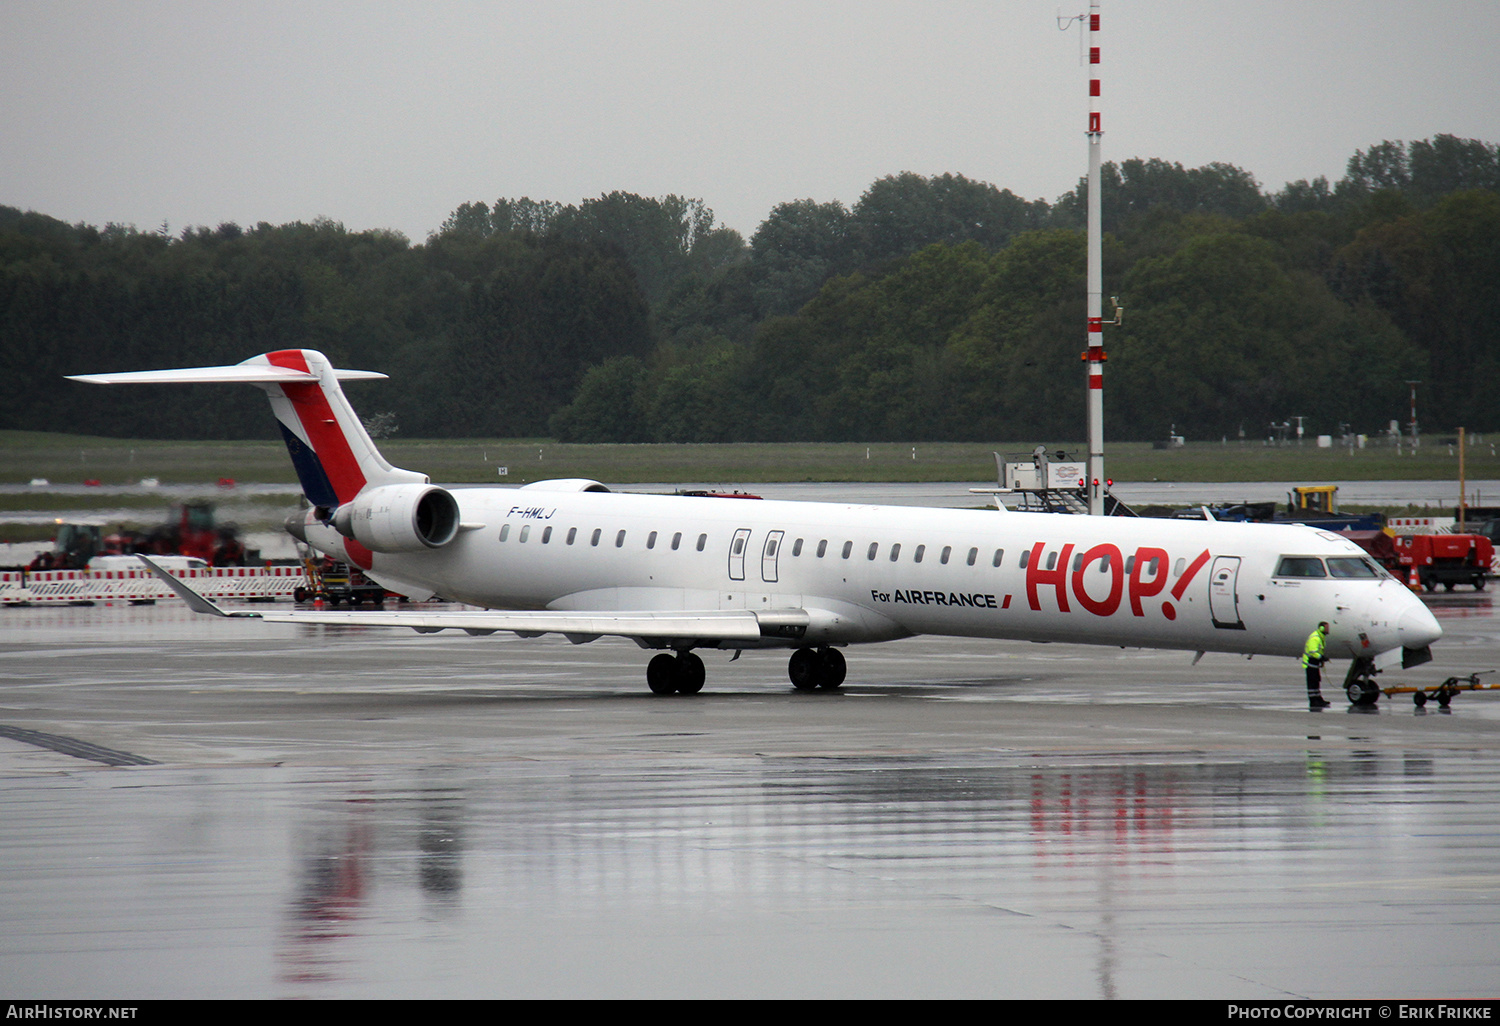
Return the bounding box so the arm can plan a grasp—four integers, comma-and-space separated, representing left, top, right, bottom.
1393, 533, 1493, 592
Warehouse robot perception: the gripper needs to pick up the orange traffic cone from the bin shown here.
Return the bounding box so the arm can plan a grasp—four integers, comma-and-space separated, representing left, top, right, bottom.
1407, 566, 1422, 591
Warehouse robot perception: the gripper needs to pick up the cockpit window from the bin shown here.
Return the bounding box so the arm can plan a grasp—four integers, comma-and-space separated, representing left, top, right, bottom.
1326, 557, 1381, 579
1275, 556, 1326, 578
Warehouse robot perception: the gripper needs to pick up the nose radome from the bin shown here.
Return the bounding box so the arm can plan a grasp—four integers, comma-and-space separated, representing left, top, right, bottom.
1397, 601, 1443, 650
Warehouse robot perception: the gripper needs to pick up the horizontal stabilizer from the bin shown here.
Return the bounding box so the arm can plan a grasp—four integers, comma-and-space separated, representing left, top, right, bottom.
68, 365, 386, 386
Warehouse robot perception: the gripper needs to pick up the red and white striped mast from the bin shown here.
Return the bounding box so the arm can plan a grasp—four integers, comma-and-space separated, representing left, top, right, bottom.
1083, 0, 1106, 515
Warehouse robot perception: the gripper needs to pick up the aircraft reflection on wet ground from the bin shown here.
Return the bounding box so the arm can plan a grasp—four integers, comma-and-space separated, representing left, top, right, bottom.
1, 593, 1499, 998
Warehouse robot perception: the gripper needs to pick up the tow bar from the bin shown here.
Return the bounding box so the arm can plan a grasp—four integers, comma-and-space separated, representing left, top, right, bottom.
1381, 671, 1499, 708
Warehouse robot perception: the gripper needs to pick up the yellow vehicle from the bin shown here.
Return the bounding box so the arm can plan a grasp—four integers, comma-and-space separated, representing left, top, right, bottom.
294, 556, 388, 607
1290, 485, 1340, 515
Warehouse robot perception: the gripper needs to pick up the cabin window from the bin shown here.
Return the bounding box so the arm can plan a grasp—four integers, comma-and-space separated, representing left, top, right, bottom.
1275, 556, 1327, 578
615, 530, 626, 548
696, 533, 707, 552
940, 546, 951, 565
1046, 552, 1057, 571
866, 542, 879, 560
1149, 557, 1159, 575
817, 540, 828, 558
498, 525, 510, 542
889, 543, 901, 562
792, 538, 804, 557
992, 548, 1004, 568
566, 527, 577, 545
519, 525, 530, 543
1327, 557, 1380, 579
1174, 557, 1186, 576
767, 539, 778, 557
733, 536, 745, 555
842, 541, 853, 559
541, 526, 552, 544
1071, 553, 1081, 572
591, 529, 602, 547
913, 544, 925, 564
967, 547, 978, 567
672, 532, 682, 550
1125, 555, 1134, 574
1019, 549, 1031, 569
647, 531, 657, 549
1097, 554, 1109, 572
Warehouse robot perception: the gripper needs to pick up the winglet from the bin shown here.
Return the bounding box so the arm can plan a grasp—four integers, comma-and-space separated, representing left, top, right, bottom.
136, 555, 263, 618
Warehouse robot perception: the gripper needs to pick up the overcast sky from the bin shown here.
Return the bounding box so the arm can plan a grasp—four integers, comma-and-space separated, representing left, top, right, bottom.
5, 1, 1496, 242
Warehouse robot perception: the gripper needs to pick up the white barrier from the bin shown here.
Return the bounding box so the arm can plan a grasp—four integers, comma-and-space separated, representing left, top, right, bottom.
1387, 517, 1458, 536
1, 565, 304, 605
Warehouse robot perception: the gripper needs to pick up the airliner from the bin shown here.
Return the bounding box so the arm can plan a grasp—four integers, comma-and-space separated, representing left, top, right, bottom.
71, 349, 1442, 703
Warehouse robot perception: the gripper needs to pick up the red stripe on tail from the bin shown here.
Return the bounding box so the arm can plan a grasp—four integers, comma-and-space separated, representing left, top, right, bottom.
266, 350, 367, 504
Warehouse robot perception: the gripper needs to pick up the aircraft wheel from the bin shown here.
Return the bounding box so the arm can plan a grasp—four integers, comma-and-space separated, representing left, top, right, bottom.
1414, 690, 1428, 707
788, 647, 822, 691
647, 653, 678, 695
1346, 680, 1379, 706
819, 648, 846, 689
675, 651, 706, 695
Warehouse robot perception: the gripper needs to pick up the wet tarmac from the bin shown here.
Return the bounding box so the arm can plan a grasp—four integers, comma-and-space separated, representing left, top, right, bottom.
2, 594, 1499, 998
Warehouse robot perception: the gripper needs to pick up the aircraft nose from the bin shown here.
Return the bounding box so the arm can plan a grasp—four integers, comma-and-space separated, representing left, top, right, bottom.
1397, 599, 1442, 651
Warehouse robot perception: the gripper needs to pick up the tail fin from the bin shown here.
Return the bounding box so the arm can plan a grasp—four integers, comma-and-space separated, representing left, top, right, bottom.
69, 349, 425, 507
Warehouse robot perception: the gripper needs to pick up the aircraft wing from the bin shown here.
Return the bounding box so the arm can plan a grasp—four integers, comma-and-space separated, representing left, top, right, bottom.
255, 607, 771, 644
137, 556, 798, 645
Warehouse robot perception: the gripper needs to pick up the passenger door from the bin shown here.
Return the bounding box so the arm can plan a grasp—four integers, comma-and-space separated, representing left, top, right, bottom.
1209, 555, 1245, 630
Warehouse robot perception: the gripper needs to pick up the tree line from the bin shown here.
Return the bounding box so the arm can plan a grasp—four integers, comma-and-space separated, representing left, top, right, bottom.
2, 135, 1496, 444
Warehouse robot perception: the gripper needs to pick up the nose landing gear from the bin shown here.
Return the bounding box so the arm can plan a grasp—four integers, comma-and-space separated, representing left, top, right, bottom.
1343, 657, 1381, 707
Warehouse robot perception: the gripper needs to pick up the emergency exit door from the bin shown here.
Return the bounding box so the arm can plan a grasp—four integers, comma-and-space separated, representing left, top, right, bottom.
761, 530, 784, 583
727, 528, 751, 581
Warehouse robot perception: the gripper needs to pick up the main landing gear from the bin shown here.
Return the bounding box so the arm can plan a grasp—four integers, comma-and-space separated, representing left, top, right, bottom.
788, 646, 846, 691
647, 651, 705, 695
643, 646, 848, 695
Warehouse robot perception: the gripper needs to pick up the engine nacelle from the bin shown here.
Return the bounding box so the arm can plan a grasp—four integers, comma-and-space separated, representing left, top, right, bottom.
332, 485, 460, 553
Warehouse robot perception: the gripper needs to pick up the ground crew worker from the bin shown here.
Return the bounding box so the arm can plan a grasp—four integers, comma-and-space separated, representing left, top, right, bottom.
1303, 621, 1330, 709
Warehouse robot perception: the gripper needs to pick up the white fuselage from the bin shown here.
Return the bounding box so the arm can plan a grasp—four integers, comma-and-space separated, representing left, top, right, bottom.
301, 484, 1442, 661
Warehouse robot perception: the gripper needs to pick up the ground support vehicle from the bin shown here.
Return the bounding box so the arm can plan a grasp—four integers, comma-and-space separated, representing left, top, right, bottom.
293, 558, 390, 607
1394, 533, 1493, 592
